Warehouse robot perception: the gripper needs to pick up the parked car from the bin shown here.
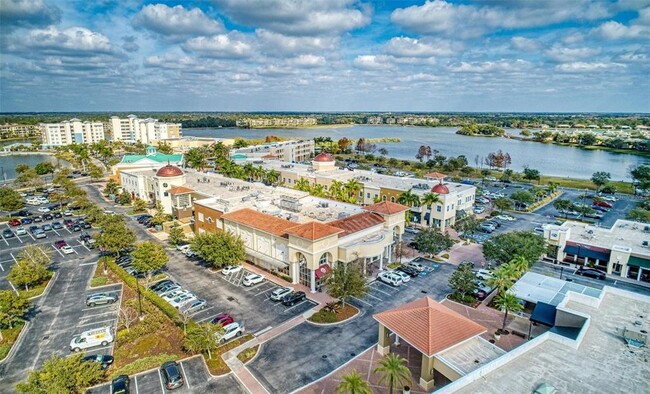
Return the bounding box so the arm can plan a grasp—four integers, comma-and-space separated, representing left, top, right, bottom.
396, 265, 419, 277
405, 261, 425, 272
404, 226, 419, 234
534, 226, 544, 233
61, 245, 75, 254
72, 224, 81, 232
111, 375, 130, 394
37, 207, 51, 213
53, 212, 62, 218
378, 271, 403, 287
15, 227, 26, 236
282, 291, 306, 306
54, 240, 67, 248
168, 293, 197, 309
391, 270, 411, 283
270, 287, 293, 301
33, 216, 42, 223
242, 273, 264, 286
43, 213, 53, 221
160, 361, 184, 390
475, 269, 494, 280
157, 285, 182, 296
162, 290, 189, 301
34, 229, 46, 239
51, 221, 63, 230
63, 210, 73, 216
216, 322, 244, 343
150, 280, 175, 292
8, 218, 21, 226
592, 205, 610, 212
480, 224, 495, 233
83, 354, 114, 369
42, 224, 52, 232
2, 229, 14, 238
211, 313, 234, 326
21, 217, 33, 224
86, 292, 118, 307
575, 267, 606, 280
593, 200, 613, 208
473, 206, 486, 214
179, 299, 206, 314
222, 265, 243, 275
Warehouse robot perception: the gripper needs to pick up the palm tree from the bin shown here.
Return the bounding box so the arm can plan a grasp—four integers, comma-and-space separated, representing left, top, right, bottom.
265, 169, 280, 185
373, 353, 412, 394
337, 370, 372, 394
345, 179, 362, 201
311, 183, 327, 197
329, 180, 346, 201
486, 266, 516, 295
508, 255, 529, 276
242, 163, 254, 181
295, 178, 311, 192
397, 189, 420, 208
421, 192, 441, 225
493, 292, 524, 331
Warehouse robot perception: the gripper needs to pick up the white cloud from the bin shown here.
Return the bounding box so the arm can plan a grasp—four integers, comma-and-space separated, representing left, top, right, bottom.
545, 46, 601, 62
230, 73, 252, 81
447, 59, 532, 73
562, 32, 585, 44
257, 64, 296, 77
133, 4, 223, 41
0, 0, 61, 29
353, 55, 393, 70
556, 62, 626, 72
592, 20, 650, 40
12, 26, 116, 55
385, 37, 456, 57
510, 37, 541, 52
182, 33, 253, 59
391, 0, 612, 38
214, 0, 371, 36
255, 29, 338, 55
287, 55, 326, 68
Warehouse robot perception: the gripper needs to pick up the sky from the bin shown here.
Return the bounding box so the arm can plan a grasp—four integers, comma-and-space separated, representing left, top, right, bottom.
0, 0, 649, 113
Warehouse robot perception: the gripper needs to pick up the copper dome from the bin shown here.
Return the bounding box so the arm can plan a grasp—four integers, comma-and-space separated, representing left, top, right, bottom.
313, 152, 334, 162
431, 182, 449, 195
156, 164, 184, 177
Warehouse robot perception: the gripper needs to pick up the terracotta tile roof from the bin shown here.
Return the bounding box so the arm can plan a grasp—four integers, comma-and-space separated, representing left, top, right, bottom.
328, 212, 385, 237
284, 221, 343, 241
424, 172, 447, 179
373, 297, 486, 357
363, 201, 409, 215
167, 186, 194, 195
261, 154, 278, 159
221, 208, 296, 237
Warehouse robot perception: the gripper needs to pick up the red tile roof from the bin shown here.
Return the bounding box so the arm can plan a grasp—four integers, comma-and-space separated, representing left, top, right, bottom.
328, 212, 385, 237
424, 172, 447, 179
221, 208, 295, 237
285, 222, 343, 241
373, 297, 486, 357
167, 186, 194, 195
363, 201, 409, 215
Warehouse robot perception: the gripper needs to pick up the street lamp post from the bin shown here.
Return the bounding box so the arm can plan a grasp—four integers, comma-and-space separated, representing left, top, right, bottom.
136, 275, 144, 320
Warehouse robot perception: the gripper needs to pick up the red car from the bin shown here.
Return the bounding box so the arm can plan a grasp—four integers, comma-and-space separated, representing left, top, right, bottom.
210, 313, 234, 326
54, 240, 67, 249
9, 219, 21, 226
593, 200, 613, 208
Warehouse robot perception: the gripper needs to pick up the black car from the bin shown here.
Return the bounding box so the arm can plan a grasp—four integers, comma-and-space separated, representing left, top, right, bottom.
72, 225, 81, 232
43, 213, 53, 221
53, 212, 62, 218
160, 361, 184, 390
150, 280, 175, 292
2, 229, 14, 238
81, 222, 91, 229
575, 267, 606, 280
282, 291, 306, 306
137, 215, 152, 223
83, 354, 114, 368
111, 375, 130, 394
396, 265, 419, 277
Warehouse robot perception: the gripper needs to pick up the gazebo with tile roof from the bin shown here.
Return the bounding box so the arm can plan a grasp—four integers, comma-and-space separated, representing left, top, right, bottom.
373, 297, 487, 390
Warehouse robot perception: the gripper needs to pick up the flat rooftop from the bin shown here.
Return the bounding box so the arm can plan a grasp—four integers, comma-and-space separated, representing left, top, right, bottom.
255, 159, 475, 195
437, 337, 505, 376
186, 170, 362, 223
554, 219, 650, 258
447, 288, 650, 394
511, 272, 602, 306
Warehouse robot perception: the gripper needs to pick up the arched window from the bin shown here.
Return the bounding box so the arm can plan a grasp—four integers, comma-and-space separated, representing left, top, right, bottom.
207, 217, 212, 224
382, 195, 387, 201
390, 196, 396, 203
319, 253, 330, 265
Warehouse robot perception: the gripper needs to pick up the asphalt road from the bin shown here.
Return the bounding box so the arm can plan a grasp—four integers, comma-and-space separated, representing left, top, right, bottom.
247, 260, 455, 393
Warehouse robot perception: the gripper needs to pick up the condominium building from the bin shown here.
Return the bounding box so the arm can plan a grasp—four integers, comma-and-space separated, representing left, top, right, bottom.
109, 115, 181, 144
252, 152, 476, 231
0, 123, 39, 139
40, 119, 105, 147
229, 140, 315, 163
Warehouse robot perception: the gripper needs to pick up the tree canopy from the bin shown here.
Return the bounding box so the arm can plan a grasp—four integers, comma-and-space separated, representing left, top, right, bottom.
591, 171, 611, 191
131, 241, 168, 278
0, 186, 24, 211
16, 353, 104, 394
483, 231, 546, 265
0, 290, 30, 329
94, 220, 136, 254
183, 322, 222, 360
190, 231, 246, 269
449, 263, 477, 301
414, 228, 454, 256
324, 263, 368, 308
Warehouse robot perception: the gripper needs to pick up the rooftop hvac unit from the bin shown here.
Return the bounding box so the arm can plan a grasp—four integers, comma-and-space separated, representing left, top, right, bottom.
319, 202, 329, 208
337, 212, 349, 219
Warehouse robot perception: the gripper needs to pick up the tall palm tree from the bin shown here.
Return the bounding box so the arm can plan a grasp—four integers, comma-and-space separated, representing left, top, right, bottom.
295, 178, 311, 192
329, 180, 346, 201
421, 192, 441, 225
508, 255, 529, 276
242, 163, 254, 181
311, 183, 327, 197
487, 265, 517, 294
345, 179, 362, 201
493, 292, 524, 331
337, 370, 372, 394
397, 189, 420, 208
265, 169, 280, 185
373, 353, 412, 394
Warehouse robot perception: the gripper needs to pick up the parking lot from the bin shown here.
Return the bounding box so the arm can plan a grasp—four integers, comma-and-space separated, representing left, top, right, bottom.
247, 259, 455, 393
161, 253, 318, 335
87, 357, 245, 394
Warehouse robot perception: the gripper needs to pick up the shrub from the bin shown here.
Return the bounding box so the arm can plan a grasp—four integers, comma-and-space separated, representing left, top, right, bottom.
308, 309, 337, 323
90, 277, 108, 287
110, 354, 177, 379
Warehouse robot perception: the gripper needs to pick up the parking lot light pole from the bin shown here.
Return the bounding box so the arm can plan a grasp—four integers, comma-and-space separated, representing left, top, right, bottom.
136, 276, 144, 320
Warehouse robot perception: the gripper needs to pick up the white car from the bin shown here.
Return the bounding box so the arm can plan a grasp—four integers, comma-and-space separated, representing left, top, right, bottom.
242, 273, 264, 286
222, 265, 243, 275
63, 210, 73, 216
180, 299, 206, 314
34, 230, 47, 239
37, 207, 51, 213
475, 269, 493, 280
61, 245, 74, 254
215, 322, 245, 344
270, 287, 293, 301
378, 271, 403, 287
169, 293, 196, 309
473, 206, 486, 214
15, 227, 27, 236
176, 244, 191, 252
391, 270, 411, 283
162, 290, 189, 301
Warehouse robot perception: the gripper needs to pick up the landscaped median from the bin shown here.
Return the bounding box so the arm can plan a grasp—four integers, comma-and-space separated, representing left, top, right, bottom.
308, 302, 360, 325
204, 334, 254, 375
0, 321, 25, 362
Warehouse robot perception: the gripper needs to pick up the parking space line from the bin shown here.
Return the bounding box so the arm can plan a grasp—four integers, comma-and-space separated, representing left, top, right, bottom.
254, 285, 277, 297
79, 261, 97, 267
27, 231, 35, 240
79, 241, 91, 252
82, 310, 119, 319
369, 284, 393, 296
283, 299, 310, 313
196, 312, 222, 323
365, 292, 383, 302
134, 375, 139, 394
179, 361, 190, 390
52, 228, 61, 236
10, 252, 18, 263
15, 234, 23, 244
192, 306, 215, 317
51, 245, 64, 257
352, 296, 373, 307
8, 280, 19, 295
158, 369, 166, 393
78, 318, 116, 327
243, 281, 268, 292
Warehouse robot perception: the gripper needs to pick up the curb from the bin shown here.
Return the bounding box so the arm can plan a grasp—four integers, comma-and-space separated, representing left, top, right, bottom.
304, 306, 362, 327
28, 271, 57, 301
0, 321, 29, 364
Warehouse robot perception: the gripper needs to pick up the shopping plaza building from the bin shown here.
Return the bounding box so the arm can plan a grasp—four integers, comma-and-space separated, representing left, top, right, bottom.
543, 219, 650, 284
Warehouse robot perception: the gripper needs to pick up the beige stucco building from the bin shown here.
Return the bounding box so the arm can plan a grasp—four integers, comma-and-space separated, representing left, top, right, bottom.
230, 139, 315, 163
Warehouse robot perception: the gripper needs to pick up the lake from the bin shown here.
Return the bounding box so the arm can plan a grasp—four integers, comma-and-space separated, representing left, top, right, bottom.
183, 125, 647, 180
0, 154, 62, 181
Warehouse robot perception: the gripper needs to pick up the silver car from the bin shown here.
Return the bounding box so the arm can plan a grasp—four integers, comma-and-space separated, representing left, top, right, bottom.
86, 293, 118, 307
180, 299, 206, 314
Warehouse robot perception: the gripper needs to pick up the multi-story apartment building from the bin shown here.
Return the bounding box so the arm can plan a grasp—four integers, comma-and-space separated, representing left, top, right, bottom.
109, 115, 181, 144
40, 119, 105, 147
230, 140, 315, 163
0, 124, 39, 139
254, 152, 476, 232
235, 117, 318, 128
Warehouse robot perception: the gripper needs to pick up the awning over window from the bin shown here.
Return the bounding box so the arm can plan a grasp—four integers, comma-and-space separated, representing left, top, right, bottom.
530, 302, 557, 327
564, 242, 610, 261
314, 263, 332, 280
628, 256, 650, 269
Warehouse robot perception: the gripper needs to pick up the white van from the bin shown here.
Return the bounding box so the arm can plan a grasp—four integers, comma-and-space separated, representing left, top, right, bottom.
70, 327, 113, 352
26, 197, 41, 205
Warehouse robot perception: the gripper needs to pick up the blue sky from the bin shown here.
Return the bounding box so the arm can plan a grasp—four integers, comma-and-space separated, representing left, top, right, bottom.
0, 0, 649, 112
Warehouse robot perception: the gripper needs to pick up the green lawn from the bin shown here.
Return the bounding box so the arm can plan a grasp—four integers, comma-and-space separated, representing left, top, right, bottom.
18, 272, 53, 299
0, 321, 26, 361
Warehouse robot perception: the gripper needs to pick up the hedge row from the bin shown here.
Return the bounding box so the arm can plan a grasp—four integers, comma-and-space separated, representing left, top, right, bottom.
107, 261, 198, 332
